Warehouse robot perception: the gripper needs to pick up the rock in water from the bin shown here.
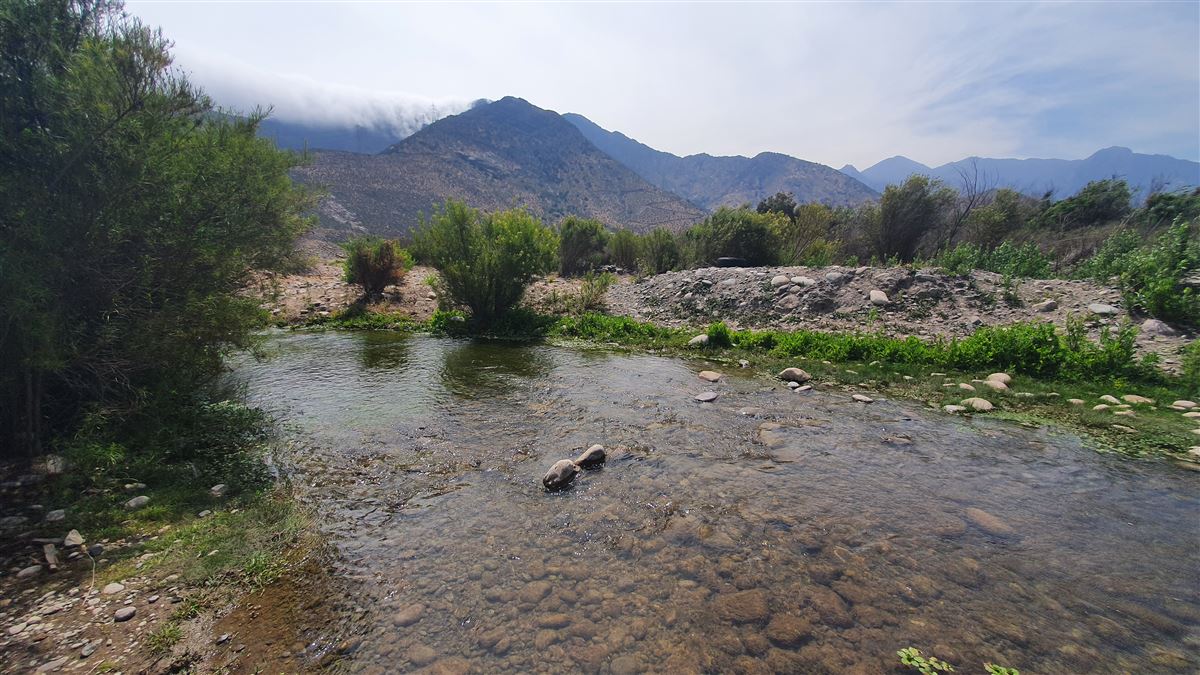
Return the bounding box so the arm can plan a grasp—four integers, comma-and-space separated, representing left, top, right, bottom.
960, 397, 994, 412
542, 460, 580, 492
869, 289, 889, 306
575, 444, 606, 468
965, 507, 1015, 536
695, 391, 719, 403
698, 370, 722, 382
778, 367, 811, 383
943, 405, 967, 414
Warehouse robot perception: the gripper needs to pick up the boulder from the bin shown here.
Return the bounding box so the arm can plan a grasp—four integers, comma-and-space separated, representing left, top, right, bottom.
764, 614, 812, 647
1141, 318, 1177, 336
575, 444, 606, 468
960, 397, 994, 412
778, 367, 811, 383
124, 495, 149, 510
687, 334, 709, 347
713, 589, 769, 623
986, 372, 1012, 385
1088, 303, 1120, 316
541, 460, 580, 492
869, 290, 889, 306
695, 391, 720, 403
1173, 400, 1197, 409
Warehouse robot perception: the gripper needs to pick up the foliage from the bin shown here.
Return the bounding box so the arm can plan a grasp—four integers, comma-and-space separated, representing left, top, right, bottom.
898, 647, 955, 674
608, 229, 640, 270
576, 271, 615, 313
146, 622, 183, 655
639, 228, 682, 275
933, 241, 1054, 278
1142, 188, 1200, 228
706, 321, 734, 348
756, 191, 798, 220
684, 206, 783, 266
0, 0, 312, 457
557, 216, 608, 276
966, 189, 1027, 249
1181, 340, 1200, 397
1034, 178, 1132, 229
340, 237, 412, 299
775, 203, 835, 264
876, 175, 955, 261
414, 200, 557, 324
1075, 221, 1200, 326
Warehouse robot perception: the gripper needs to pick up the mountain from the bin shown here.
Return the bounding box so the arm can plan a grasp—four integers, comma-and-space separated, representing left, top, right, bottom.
842, 147, 1200, 199
292, 97, 706, 239
564, 114, 878, 209
259, 118, 401, 154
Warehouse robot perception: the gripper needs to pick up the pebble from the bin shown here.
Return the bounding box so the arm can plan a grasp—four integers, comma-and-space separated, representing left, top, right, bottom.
114, 606, 136, 622
698, 370, 722, 382
541, 460, 579, 492
695, 391, 719, 403
80, 641, 98, 657
851, 394, 873, 403
770, 275, 789, 287
147, 595, 159, 603
960, 397, 994, 412
787, 381, 800, 389
124, 495, 149, 510
197, 510, 212, 518
778, 367, 811, 383
210, 484, 228, 497
575, 444, 606, 468
7, 622, 27, 635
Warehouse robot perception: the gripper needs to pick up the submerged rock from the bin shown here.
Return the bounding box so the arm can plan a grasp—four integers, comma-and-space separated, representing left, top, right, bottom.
778, 367, 811, 383
575, 444, 606, 468
541, 460, 580, 492
713, 588, 769, 623
392, 603, 425, 627
765, 614, 811, 646
965, 507, 1015, 536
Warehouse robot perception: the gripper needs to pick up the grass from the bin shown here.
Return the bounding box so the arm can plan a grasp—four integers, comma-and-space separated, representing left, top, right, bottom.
146, 621, 184, 656
292, 308, 1198, 459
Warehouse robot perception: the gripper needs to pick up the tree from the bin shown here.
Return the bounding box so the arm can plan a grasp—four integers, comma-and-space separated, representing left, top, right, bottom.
557, 216, 609, 276
0, 0, 312, 457
607, 229, 639, 270
415, 200, 557, 324
940, 158, 996, 248
685, 207, 782, 267
341, 237, 412, 300
965, 188, 1026, 249
1034, 178, 1132, 229
876, 175, 953, 261
756, 192, 798, 220
774, 203, 833, 264
639, 228, 681, 274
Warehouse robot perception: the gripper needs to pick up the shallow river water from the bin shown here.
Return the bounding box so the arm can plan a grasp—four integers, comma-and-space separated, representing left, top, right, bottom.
233, 331, 1200, 674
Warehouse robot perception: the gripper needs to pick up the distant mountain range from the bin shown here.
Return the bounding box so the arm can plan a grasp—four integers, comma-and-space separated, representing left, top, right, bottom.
562, 114, 877, 209
841, 147, 1199, 199
292, 97, 705, 238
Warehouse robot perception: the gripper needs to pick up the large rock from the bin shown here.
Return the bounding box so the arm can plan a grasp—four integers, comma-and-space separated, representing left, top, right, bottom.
714, 589, 769, 623
965, 507, 1015, 536
575, 444, 606, 468
541, 460, 579, 492
1173, 400, 1197, 410
986, 372, 1012, 385
778, 367, 811, 383
1141, 318, 1177, 336
124, 495, 149, 510
698, 370, 722, 382
687, 334, 709, 347
1088, 303, 1120, 316
869, 290, 889, 306
960, 397, 994, 412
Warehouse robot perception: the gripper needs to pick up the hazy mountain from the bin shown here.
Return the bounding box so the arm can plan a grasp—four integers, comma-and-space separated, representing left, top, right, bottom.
842, 147, 1200, 199
259, 118, 401, 154
291, 97, 706, 239
564, 114, 878, 209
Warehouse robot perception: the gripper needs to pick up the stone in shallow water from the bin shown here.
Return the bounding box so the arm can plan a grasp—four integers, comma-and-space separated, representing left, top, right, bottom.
713, 588, 769, 623
943, 405, 967, 414
541, 460, 579, 492
965, 508, 1015, 536
765, 614, 812, 646
698, 370, 722, 382
407, 645, 437, 667
778, 367, 811, 383
574, 444, 606, 468
695, 391, 719, 403
392, 603, 424, 627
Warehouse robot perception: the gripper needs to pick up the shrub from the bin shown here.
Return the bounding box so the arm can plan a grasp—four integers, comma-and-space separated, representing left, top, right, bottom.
1035, 178, 1132, 229
706, 321, 734, 348
684, 207, 782, 267
1181, 340, 1200, 396
608, 229, 640, 270
415, 200, 557, 324
341, 237, 412, 299
576, 271, 615, 313
1075, 220, 1200, 326
775, 203, 834, 264
876, 175, 955, 261
640, 228, 682, 274
933, 242, 1053, 278
558, 216, 609, 276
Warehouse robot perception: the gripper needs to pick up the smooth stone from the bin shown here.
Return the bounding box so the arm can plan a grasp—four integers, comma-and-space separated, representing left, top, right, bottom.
958, 383, 976, 392
1184, 412, 1200, 419
1067, 398, 1085, 405
80, 641, 98, 657
1099, 395, 1121, 404
960, 397, 994, 412
1120, 394, 1153, 404
35, 658, 68, 673
698, 370, 722, 382
17, 565, 42, 578
986, 372, 1012, 385
7, 622, 27, 635
778, 367, 811, 383
796, 385, 812, 392
1113, 424, 1138, 434
869, 289, 889, 306
408, 645, 437, 667
1172, 400, 1197, 410
1141, 318, 1177, 336
825, 272, 844, 283
687, 334, 709, 347
1113, 410, 1136, 417
1088, 303, 1119, 316
792, 276, 816, 286
765, 614, 812, 647
114, 607, 136, 622
102, 582, 125, 595
980, 379, 1008, 391
210, 484, 228, 497
695, 391, 719, 403
713, 589, 769, 623
63, 530, 84, 547
965, 507, 1015, 536
45, 509, 65, 522
1033, 299, 1058, 312
851, 394, 873, 403
536, 613, 572, 629
771, 275, 790, 287
575, 444, 606, 468
124, 495, 149, 510
392, 603, 425, 627
1092, 404, 1110, 411
943, 405, 967, 414
541, 460, 579, 492
197, 510, 211, 518
87, 544, 104, 557
787, 381, 800, 389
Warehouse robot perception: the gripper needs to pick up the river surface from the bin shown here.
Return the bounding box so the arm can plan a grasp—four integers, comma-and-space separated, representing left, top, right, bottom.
232, 331, 1200, 674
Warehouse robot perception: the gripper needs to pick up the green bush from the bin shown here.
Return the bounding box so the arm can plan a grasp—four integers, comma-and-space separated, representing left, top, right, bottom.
1181, 341, 1200, 396
415, 200, 557, 324
640, 228, 682, 275
1075, 221, 1200, 326
684, 206, 782, 266
557, 216, 608, 276
933, 241, 1054, 278
608, 229, 640, 270
341, 237, 412, 299
576, 271, 615, 313
876, 175, 955, 261
1034, 178, 1132, 229
706, 321, 734, 348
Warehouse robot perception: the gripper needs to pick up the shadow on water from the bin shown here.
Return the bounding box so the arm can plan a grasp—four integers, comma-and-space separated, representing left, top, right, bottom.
232, 331, 1200, 674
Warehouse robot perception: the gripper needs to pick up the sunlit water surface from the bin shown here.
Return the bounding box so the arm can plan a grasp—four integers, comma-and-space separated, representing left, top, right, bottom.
231, 331, 1200, 674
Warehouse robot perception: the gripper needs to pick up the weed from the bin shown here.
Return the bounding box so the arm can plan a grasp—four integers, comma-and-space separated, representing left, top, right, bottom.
146, 621, 183, 655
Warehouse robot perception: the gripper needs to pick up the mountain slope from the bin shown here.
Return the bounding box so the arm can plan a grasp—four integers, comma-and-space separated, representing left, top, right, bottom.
842, 147, 1200, 198
564, 114, 878, 209
292, 98, 706, 239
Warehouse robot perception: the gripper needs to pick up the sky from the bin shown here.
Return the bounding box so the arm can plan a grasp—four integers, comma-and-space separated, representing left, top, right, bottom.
127, 1, 1200, 169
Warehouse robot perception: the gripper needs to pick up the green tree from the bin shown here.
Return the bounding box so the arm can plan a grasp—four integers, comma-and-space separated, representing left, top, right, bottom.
756, 192, 798, 220
685, 207, 782, 266
0, 0, 311, 457
775, 203, 833, 264
876, 175, 954, 261
341, 237, 412, 300
966, 188, 1026, 249
557, 216, 609, 276
415, 200, 557, 324
1034, 178, 1132, 229
639, 228, 681, 274
608, 229, 639, 270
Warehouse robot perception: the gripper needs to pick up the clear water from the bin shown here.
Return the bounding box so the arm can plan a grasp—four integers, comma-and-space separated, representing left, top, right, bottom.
231, 331, 1200, 674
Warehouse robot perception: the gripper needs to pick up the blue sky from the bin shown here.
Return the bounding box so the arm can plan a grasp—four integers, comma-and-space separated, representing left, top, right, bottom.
127, 1, 1199, 168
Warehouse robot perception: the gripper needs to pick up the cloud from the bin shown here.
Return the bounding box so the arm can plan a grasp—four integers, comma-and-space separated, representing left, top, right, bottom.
171, 48, 473, 136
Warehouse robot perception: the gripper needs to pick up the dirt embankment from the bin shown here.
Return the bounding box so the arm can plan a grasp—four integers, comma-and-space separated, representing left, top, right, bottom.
255, 255, 1192, 369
